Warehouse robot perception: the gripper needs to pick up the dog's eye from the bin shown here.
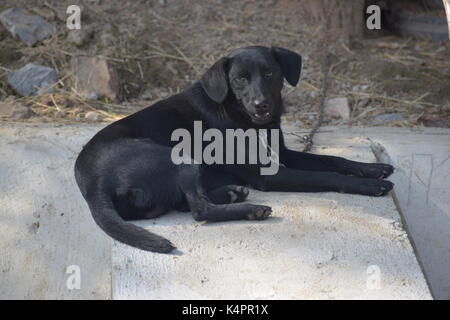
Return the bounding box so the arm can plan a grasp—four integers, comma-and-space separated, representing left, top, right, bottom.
264, 71, 273, 78
236, 75, 248, 83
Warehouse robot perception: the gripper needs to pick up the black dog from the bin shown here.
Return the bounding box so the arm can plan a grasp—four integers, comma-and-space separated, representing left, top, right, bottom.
74, 46, 394, 253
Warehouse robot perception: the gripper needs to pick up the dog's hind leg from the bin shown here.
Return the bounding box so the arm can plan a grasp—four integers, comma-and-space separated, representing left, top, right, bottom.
173, 185, 249, 212
177, 165, 270, 221
186, 192, 271, 221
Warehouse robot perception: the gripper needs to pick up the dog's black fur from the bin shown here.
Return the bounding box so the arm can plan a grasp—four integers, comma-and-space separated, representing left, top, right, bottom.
74, 46, 394, 253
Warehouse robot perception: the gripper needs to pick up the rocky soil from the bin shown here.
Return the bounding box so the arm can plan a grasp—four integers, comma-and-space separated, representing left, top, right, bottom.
0, 0, 449, 127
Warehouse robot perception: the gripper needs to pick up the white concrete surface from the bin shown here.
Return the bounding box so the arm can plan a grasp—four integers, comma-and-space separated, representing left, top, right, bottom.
375, 138, 450, 300
288, 125, 450, 300
0, 124, 111, 299
0, 123, 433, 299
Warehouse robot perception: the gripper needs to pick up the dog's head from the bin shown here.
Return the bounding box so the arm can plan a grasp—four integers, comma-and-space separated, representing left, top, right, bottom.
200, 46, 302, 125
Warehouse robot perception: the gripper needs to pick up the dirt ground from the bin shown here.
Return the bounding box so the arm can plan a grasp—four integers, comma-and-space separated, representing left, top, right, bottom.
0, 0, 449, 127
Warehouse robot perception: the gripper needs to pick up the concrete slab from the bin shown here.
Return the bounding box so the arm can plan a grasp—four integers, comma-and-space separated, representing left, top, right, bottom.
112, 124, 430, 299
0, 124, 111, 299
287, 126, 450, 299
348, 126, 449, 300
0, 123, 433, 299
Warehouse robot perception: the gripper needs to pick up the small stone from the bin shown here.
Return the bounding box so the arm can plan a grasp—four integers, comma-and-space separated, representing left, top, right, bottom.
66, 27, 92, 47
7, 63, 58, 96
0, 96, 36, 119
11, 105, 35, 119
86, 92, 100, 100
140, 89, 153, 101
70, 56, 121, 102
352, 84, 369, 92
324, 97, 350, 121
0, 8, 55, 46
371, 113, 406, 125
310, 91, 318, 99
85, 111, 100, 121
357, 99, 369, 109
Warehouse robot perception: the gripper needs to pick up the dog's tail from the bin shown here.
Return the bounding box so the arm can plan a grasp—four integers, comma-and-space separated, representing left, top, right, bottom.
87, 189, 175, 253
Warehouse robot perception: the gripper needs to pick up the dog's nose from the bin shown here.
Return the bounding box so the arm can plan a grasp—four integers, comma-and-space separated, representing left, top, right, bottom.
254, 100, 269, 112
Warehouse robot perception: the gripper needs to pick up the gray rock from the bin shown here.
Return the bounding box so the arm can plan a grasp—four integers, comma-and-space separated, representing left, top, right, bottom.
7, 63, 58, 96
70, 56, 121, 102
324, 97, 350, 121
0, 96, 36, 119
85, 111, 100, 121
371, 113, 407, 125
0, 8, 55, 46
357, 99, 369, 109
10, 104, 36, 119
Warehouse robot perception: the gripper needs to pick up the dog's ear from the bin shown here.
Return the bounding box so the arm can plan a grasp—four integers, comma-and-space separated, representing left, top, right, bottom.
271, 46, 302, 87
200, 57, 229, 103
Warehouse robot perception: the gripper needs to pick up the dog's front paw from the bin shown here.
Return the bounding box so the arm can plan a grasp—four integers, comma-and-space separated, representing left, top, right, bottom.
356, 179, 394, 196
247, 205, 272, 220
354, 163, 394, 180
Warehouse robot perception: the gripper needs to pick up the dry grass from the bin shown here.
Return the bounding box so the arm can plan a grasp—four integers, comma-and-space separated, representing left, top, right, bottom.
0, 0, 449, 127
